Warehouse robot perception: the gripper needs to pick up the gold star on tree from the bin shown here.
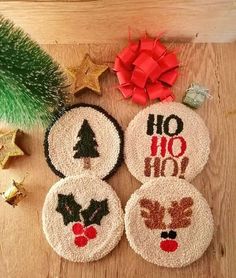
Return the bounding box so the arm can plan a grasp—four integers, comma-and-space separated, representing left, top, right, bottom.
67, 54, 108, 96
0, 130, 24, 169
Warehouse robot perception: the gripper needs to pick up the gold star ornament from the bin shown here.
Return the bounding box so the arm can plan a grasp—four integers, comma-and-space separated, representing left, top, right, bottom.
67, 54, 108, 96
0, 130, 24, 169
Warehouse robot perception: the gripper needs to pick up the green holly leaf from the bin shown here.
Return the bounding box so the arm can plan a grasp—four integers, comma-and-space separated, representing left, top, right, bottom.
81, 199, 109, 227
56, 193, 82, 226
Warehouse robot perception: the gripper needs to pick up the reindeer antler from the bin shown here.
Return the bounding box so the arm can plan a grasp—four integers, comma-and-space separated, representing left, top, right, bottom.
140, 198, 166, 229
168, 197, 194, 229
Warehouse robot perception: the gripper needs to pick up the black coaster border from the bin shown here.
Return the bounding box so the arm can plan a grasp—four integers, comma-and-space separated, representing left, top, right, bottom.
44, 103, 124, 180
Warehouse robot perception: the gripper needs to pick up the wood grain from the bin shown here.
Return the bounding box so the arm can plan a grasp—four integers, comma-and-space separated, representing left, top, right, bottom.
0, 1, 236, 43
0, 43, 236, 278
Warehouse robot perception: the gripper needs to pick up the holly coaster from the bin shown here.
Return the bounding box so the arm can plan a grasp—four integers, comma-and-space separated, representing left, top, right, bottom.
42, 174, 124, 262
44, 103, 123, 180
125, 177, 214, 268
125, 102, 210, 183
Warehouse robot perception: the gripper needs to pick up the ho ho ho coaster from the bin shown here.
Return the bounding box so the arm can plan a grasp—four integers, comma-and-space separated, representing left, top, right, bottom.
125, 102, 210, 183
125, 177, 214, 268
44, 103, 124, 180
42, 174, 124, 262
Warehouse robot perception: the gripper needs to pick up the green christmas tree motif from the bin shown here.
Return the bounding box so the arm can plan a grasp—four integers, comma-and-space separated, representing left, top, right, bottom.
73, 120, 99, 169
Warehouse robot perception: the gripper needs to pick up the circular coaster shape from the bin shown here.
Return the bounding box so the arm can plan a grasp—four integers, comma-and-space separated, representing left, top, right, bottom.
45, 103, 123, 179
42, 175, 124, 262
125, 177, 214, 268
125, 102, 210, 183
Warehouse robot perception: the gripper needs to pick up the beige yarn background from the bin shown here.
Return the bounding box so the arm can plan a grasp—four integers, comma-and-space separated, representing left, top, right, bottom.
125, 177, 214, 268
125, 102, 210, 183
46, 106, 121, 179
42, 174, 124, 262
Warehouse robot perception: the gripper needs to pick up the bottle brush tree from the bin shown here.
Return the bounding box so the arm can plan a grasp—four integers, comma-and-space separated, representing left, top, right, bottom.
0, 16, 68, 128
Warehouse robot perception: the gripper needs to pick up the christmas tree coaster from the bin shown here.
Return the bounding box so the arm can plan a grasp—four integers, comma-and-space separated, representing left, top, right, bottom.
42, 174, 124, 262
125, 102, 210, 183
44, 103, 123, 179
125, 177, 214, 268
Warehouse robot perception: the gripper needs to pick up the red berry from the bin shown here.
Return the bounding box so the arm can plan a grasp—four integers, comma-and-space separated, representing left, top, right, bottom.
74, 236, 88, 247
84, 226, 97, 239
72, 222, 84, 235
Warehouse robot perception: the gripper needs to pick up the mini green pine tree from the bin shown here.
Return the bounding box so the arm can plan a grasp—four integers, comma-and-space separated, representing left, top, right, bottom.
73, 120, 99, 169
0, 16, 68, 127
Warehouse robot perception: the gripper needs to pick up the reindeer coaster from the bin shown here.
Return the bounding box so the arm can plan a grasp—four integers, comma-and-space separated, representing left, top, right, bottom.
125, 177, 214, 268
125, 102, 210, 183
42, 174, 124, 262
44, 103, 123, 179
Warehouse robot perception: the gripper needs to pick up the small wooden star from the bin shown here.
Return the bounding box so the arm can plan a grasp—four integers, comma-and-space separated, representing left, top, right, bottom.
67, 54, 108, 96
0, 130, 24, 169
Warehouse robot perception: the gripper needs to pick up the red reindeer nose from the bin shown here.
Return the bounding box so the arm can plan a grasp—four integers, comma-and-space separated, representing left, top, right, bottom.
160, 240, 178, 252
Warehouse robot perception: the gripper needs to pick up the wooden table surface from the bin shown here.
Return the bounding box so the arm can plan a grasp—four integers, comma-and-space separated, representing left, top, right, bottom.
1, 0, 236, 43
0, 43, 236, 278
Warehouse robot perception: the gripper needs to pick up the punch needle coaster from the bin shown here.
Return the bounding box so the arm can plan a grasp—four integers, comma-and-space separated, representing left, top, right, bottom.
44, 103, 123, 179
125, 177, 214, 268
125, 102, 210, 183
42, 174, 124, 262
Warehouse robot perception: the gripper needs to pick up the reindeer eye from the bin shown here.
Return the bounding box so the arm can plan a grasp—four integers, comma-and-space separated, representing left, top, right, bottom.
161, 231, 168, 239
169, 230, 177, 239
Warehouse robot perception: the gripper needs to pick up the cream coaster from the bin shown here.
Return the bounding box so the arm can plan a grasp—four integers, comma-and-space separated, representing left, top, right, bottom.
42, 174, 124, 262
44, 103, 123, 179
125, 102, 210, 183
125, 177, 214, 268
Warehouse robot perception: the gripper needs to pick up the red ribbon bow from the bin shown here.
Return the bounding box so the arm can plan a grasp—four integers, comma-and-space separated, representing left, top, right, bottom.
114, 36, 179, 105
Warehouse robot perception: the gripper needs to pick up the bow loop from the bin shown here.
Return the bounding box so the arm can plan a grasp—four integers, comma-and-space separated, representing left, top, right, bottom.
114, 35, 179, 105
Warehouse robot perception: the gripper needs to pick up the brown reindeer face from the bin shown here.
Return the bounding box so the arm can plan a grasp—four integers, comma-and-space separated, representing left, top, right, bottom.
140, 197, 193, 252
124, 178, 214, 267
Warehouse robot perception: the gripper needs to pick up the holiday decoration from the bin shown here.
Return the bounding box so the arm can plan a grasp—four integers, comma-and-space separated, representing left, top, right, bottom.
72, 198, 108, 247
67, 54, 108, 96
73, 120, 99, 169
183, 83, 211, 108
1, 178, 27, 207
0, 130, 24, 169
0, 16, 67, 127
125, 102, 210, 183
42, 174, 124, 262
81, 199, 109, 227
125, 177, 214, 267
43, 105, 124, 261
44, 104, 123, 179
56, 196, 109, 248
114, 35, 179, 105
56, 193, 109, 227
73, 222, 97, 248
56, 193, 82, 225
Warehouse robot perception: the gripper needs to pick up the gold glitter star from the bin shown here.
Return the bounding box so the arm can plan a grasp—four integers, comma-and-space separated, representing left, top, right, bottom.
0, 130, 24, 169
67, 54, 108, 96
